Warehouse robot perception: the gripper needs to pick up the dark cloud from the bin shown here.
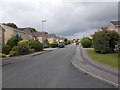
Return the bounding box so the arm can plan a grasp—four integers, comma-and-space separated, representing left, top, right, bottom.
0, 0, 118, 39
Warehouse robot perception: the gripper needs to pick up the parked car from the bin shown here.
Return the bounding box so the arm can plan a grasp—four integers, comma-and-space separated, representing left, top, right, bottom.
58, 43, 65, 48
76, 43, 79, 45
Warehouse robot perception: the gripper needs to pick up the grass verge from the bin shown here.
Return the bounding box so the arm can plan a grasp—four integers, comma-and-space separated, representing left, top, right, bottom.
85, 49, 119, 69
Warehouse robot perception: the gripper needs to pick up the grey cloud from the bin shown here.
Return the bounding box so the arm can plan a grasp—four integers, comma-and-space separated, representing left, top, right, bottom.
0, 0, 118, 39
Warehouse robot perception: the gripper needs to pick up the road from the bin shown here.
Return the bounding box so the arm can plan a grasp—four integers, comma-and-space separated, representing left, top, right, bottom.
3, 45, 113, 88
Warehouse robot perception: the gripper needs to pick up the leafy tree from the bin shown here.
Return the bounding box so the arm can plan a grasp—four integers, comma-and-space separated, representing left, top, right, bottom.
3, 23, 18, 28
81, 38, 92, 48
83, 37, 92, 41
93, 30, 119, 53
44, 32, 48, 34
43, 39, 49, 45
64, 38, 68, 45
6, 34, 22, 50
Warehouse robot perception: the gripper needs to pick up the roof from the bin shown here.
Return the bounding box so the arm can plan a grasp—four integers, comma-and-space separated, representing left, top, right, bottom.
101, 27, 107, 30
111, 21, 120, 27
33, 32, 47, 37
0, 24, 23, 33
47, 34, 56, 38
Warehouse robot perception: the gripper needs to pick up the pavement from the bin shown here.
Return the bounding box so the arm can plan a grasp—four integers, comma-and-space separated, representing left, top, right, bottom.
71, 45, 119, 87
2, 45, 113, 88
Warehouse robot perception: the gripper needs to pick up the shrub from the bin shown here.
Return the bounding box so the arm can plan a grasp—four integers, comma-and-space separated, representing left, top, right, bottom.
33, 41, 43, 51
81, 38, 92, 48
0, 53, 7, 58
44, 45, 50, 48
6, 34, 22, 50
28, 40, 43, 51
17, 43, 29, 55
9, 51, 18, 57
43, 39, 49, 46
29, 49, 35, 53
93, 30, 119, 54
2, 45, 11, 54
9, 45, 29, 56
49, 41, 58, 48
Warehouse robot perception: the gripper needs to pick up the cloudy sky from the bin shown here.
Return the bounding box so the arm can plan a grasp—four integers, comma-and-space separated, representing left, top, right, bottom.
0, 0, 118, 39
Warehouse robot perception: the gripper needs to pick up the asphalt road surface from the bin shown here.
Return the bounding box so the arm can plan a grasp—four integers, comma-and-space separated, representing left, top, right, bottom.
3, 45, 113, 88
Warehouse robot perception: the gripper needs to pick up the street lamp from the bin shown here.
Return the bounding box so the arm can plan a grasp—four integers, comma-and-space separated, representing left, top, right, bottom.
42, 20, 47, 48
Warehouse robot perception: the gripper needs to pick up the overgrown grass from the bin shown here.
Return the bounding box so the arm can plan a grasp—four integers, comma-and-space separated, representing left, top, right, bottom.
86, 49, 119, 69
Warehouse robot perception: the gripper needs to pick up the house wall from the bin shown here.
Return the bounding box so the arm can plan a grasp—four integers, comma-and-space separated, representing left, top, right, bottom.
48, 38, 56, 43
107, 23, 116, 31
2, 25, 17, 44
115, 27, 120, 34
0, 26, 5, 52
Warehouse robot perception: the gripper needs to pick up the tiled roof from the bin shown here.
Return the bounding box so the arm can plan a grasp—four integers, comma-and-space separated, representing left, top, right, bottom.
33, 32, 47, 37
101, 27, 107, 30
111, 21, 120, 26
47, 34, 56, 38
0, 24, 23, 32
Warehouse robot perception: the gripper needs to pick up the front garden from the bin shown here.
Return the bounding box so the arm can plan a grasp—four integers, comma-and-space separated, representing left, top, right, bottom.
80, 30, 120, 68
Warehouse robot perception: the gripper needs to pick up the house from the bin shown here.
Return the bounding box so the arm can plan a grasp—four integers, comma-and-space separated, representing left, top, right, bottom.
0, 24, 35, 45
99, 27, 107, 31
0, 26, 5, 52
32, 31, 47, 43
56, 36, 60, 43
47, 34, 57, 43
107, 21, 120, 34
0, 24, 25, 44
59, 37, 64, 42
17, 28, 33, 40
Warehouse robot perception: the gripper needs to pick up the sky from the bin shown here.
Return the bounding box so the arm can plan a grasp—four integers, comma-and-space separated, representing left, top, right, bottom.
0, 0, 118, 40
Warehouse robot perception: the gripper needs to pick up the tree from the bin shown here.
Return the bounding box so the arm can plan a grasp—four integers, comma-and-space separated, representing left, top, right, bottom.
64, 38, 68, 45
93, 30, 119, 53
44, 32, 48, 34
81, 38, 92, 48
3, 23, 18, 28
26, 27, 37, 32
43, 39, 49, 45
6, 34, 22, 49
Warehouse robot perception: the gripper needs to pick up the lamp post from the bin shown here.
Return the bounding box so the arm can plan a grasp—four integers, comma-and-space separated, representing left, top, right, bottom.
42, 20, 47, 48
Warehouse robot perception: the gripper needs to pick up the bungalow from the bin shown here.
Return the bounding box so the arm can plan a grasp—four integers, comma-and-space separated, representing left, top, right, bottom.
0, 24, 35, 45
17, 28, 33, 40
47, 34, 57, 43
107, 21, 120, 34
59, 37, 64, 42
0, 24, 25, 44
56, 36, 60, 43
99, 27, 107, 31
0, 26, 5, 52
32, 31, 47, 43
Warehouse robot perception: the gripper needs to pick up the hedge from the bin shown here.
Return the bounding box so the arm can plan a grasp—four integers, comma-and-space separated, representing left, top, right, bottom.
81, 38, 92, 48
49, 41, 58, 48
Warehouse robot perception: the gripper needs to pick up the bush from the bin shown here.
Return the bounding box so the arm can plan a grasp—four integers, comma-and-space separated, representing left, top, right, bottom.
93, 30, 119, 54
81, 38, 92, 48
2, 45, 11, 54
33, 41, 43, 51
9, 51, 18, 57
49, 41, 58, 48
10, 45, 29, 56
44, 45, 50, 48
17, 43, 29, 55
6, 34, 22, 52
28, 40, 43, 51
0, 53, 7, 58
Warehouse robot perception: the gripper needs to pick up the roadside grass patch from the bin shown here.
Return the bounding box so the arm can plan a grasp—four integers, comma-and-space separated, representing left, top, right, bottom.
86, 49, 119, 69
